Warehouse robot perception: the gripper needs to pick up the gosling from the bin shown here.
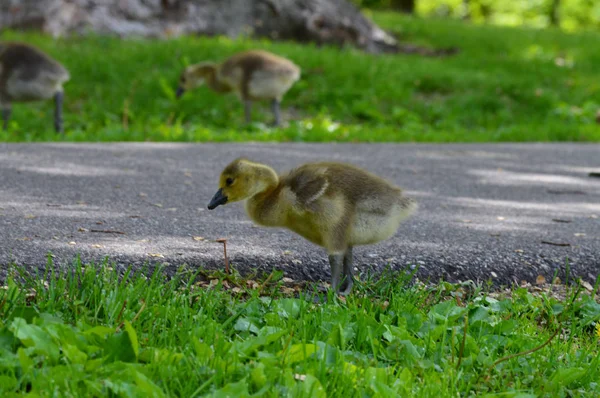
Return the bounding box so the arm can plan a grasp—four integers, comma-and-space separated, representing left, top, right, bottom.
176, 50, 300, 126
207, 158, 417, 295
0, 42, 70, 133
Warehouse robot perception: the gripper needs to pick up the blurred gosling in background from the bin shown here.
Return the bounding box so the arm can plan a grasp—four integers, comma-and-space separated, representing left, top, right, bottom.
177, 50, 300, 126
0, 42, 70, 133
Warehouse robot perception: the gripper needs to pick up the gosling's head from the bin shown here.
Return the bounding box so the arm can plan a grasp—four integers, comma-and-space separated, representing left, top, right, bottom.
207, 158, 278, 210
176, 62, 216, 98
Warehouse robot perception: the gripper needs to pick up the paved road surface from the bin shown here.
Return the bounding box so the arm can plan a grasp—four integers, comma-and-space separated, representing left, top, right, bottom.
1, 143, 598, 286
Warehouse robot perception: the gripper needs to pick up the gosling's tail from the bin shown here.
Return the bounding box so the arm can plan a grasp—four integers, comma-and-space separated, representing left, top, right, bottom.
398, 196, 418, 220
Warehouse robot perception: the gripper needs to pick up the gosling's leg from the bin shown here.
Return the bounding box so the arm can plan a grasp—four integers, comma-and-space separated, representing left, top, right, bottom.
1, 105, 11, 131
270, 99, 281, 127
244, 100, 252, 124
339, 246, 354, 295
54, 91, 64, 134
328, 252, 345, 294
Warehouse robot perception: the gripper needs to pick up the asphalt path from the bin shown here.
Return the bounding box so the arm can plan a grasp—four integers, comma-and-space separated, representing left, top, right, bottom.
0, 143, 598, 286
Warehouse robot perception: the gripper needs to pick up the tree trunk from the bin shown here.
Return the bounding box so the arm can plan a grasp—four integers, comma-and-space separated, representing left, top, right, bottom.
390, 0, 415, 14
0, 0, 398, 53
549, 0, 560, 26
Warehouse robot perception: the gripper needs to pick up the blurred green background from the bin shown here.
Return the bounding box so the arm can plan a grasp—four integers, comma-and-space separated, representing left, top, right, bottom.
1, 4, 599, 142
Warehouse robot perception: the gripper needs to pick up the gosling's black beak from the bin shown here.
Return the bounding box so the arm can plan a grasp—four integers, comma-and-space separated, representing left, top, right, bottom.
208, 188, 228, 210
175, 86, 185, 99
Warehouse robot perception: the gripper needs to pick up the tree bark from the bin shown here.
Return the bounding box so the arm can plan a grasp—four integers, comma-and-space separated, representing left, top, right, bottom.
549, 0, 560, 27
0, 0, 398, 53
390, 0, 415, 14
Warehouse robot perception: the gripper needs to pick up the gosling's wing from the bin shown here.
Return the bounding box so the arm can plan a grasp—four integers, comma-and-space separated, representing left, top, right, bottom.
286, 167, 330, 212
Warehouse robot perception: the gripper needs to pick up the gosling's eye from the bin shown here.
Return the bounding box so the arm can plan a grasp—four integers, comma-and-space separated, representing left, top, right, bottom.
225, 178, 234, 186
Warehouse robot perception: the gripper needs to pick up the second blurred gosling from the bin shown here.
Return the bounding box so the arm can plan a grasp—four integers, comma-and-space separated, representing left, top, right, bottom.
176, 50, 300, 126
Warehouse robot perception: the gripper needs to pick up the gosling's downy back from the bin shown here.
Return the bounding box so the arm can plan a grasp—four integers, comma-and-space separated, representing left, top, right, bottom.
0, 42, 69, 85
219, 50, 300, 81
283, 162, 413, 210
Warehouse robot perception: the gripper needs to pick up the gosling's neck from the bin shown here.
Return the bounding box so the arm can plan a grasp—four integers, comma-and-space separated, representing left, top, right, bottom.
206, 65, 232, 93
244, 165, 281, 226
249, 164, 279, 198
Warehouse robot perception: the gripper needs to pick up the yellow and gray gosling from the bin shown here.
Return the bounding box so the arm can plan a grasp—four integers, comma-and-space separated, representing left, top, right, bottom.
0, 42, 70, 133
207, 158, 417, 295
176, 50, 300, 126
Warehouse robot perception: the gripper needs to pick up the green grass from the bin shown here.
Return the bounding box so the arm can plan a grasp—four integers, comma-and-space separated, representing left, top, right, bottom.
1, 260, 599, 396
1, 11, 600, 143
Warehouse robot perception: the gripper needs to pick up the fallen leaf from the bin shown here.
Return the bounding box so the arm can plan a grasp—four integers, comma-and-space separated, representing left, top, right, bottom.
209, 279, 219, 288
536, 275, 546, 285
78, 227, 89, 232
192, 236, 205, 241
281, 287, 295, 296
247, 280, 260, 289
148, 253, 164, 258
91, 244, 104, 248
231, 287, 242, 293
553, 277, 561, 285
282, 277, 294, 283
581, 280, 594, 291
68, 241, 76, 245
24, 214, 36, 219
497, 216, 505, 221
16, 237, 31, 241
515, 249, 524, 253
283, 250, 292, 255
137, 239, 149, 243
166, 208, 177, 211
139, 192, 147, 197
152, 203, 163, 208
574, 233, 586, 237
